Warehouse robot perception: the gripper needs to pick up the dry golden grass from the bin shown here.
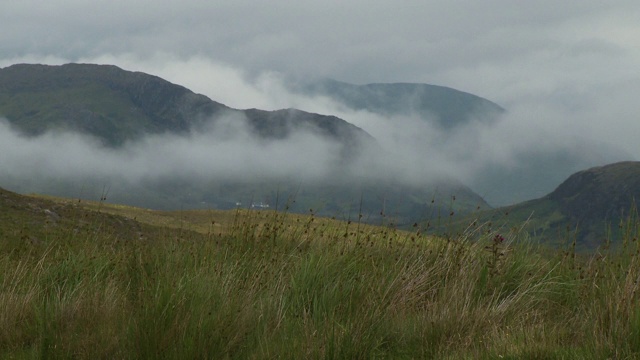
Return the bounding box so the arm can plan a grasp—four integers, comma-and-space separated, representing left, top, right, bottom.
34, 193, 426, 243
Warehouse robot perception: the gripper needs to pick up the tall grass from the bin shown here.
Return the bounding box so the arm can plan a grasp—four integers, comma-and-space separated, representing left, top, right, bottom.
1, 204, 640, 358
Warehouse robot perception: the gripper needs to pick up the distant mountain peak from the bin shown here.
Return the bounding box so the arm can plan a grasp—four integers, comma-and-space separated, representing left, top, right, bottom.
288, 77, 504, 128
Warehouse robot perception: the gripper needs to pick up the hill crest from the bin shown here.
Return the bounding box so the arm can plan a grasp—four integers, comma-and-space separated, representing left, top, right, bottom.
478, 161, 640, 250
0, 63, 371, 148
289, 78, 504, 129
546, 161, 640, 222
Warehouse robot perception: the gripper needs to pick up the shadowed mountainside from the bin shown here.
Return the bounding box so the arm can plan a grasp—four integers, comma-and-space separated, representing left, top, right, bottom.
473, 161, 640, 250
547, 161, 640, 221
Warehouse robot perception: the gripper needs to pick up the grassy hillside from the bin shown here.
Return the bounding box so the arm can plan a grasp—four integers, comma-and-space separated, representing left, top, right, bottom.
451, 161, 640, 251
2, 187, 640, 358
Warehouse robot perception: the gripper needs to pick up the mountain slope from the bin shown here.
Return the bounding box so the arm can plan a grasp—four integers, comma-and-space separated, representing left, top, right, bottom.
547, 161, 640, 221
0, 63, 372, 149
478, 161, 640, 250
0, 63, 226, 145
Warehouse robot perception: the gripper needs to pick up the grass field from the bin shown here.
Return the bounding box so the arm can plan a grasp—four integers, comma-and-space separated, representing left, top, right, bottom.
1, 191, 640, 358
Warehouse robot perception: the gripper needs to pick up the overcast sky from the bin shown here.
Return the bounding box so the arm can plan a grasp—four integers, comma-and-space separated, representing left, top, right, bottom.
3, 2, 638, 97
2, 1, 640, 205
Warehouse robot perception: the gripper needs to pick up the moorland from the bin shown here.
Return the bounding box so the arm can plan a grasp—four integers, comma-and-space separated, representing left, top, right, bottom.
1, 187, 639, 358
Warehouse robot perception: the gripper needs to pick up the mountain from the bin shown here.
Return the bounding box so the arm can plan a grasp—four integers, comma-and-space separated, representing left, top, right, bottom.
0, 63, 371, 149
0, 63, 489, 223
477, 161, 640, 250
290, 78, 504, 128
0, 63, 223, 146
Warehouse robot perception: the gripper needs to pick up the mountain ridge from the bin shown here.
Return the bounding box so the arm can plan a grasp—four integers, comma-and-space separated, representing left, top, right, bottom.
0, 63, 372, 149
290, 78, 505, 129
474, 161, 640, 250
546, 161, 640, 226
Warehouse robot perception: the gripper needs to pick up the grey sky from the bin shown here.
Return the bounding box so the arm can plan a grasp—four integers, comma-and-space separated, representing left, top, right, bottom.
3, 2, 638, 83
1, 1, 640, 204
3, 2, 637, 111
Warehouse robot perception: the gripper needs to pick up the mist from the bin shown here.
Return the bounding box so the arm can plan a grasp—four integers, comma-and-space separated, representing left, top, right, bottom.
1, 54, 636, 207
0, 112, 348, 183
103, 55, 631, 204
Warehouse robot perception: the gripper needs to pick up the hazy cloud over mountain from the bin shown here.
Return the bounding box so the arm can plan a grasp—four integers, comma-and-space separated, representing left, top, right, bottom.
1, 1, 639, 204
0, 114, 348, 185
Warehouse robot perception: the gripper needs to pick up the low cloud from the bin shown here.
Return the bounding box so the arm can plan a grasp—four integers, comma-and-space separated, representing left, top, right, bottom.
0, 113, 345, 187
0, 55, 636, 206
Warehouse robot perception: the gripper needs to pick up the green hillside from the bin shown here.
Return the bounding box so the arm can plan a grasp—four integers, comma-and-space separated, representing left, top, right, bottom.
462, 161, 640, 251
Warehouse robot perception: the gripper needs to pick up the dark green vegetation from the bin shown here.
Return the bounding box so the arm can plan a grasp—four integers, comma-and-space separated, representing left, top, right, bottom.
468, 161, 640, 251
0, 63, 223, 146
290, 78, 504, 129
2, 187, 640, 358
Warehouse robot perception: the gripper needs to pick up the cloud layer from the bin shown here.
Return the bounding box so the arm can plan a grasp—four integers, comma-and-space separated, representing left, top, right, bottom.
0, 114, 347, 185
